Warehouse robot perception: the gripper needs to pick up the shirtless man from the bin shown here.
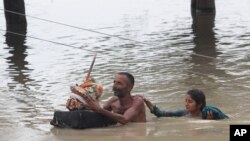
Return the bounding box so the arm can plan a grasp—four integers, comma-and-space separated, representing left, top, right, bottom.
82, 72, 146, 124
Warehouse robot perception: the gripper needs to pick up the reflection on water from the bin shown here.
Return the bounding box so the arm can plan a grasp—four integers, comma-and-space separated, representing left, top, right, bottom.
185, 11, 225, 88
0, 0, 250, 141
5, 25, 34, 89
192, 12, 217, 58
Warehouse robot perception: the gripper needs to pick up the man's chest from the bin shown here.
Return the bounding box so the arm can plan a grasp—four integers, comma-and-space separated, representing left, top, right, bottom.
110, 102, 131, 114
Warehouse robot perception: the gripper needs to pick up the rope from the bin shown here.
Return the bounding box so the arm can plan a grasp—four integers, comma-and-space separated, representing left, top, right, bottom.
0, 8, 216, 60
0, 29, 96, 53
0, 29, 216, 78
1, 9, 157, 47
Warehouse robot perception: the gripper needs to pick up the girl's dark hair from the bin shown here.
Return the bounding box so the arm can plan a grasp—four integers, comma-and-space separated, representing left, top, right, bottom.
187, 89, 206, 111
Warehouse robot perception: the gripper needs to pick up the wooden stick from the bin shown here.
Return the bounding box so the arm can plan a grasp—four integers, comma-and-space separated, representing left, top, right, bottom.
85, 53, 97, 81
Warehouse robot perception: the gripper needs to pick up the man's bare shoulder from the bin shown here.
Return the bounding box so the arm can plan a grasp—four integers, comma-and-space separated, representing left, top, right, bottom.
132, 95, 144, 102
132, 95, 144, 99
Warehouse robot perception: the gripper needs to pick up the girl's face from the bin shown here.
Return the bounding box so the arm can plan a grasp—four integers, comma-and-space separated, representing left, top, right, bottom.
185, 94, 200, 113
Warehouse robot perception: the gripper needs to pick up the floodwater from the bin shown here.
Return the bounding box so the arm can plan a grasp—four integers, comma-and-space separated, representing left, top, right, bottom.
0, 0, 250, 140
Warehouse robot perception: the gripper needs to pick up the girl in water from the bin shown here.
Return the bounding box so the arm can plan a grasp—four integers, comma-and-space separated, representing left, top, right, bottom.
144, 89, 229, 120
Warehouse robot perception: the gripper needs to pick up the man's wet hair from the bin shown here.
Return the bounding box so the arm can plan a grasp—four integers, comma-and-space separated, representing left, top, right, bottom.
117, 72, 135, 86
187, 89, 206, 111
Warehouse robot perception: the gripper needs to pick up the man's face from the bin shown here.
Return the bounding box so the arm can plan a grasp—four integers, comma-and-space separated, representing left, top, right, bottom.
112, 74, 130, 97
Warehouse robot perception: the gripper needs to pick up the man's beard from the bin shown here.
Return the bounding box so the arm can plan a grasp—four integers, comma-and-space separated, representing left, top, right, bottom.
113, 88, 127, 97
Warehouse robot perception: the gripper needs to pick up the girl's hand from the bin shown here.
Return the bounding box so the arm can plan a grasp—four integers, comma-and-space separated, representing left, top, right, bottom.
143, 98, 155, 112
206, 111, 214, 119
